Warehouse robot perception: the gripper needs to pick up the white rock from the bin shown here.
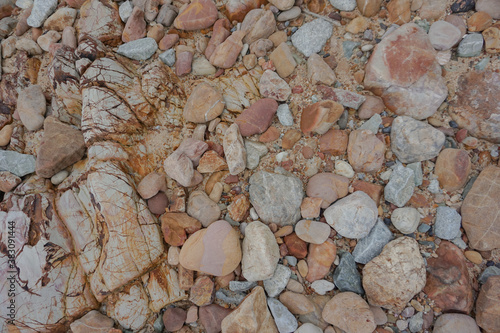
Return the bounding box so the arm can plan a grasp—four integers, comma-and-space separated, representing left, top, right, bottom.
27, 0, 57, 28
50, 170, 69, 185
335, 160, 355, 178
310, 280, 335, 295
223, 123, 247, 175
242, 221, 280, 281
391, 207, 420, 234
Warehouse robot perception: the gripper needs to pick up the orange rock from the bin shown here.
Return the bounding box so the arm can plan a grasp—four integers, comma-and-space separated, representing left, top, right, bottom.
301, 101, 344, 135
174, 0, 218, 31
483, 26, 500, 53
306, 239, 336, 282
319, 129, 348, 156
351, 180, 383, 204
282, 129, 301, 149
189, 276, 215, 306
434, 148, 471, 191
259, 126, 280, 142
227, 194, 250, 222
284, 233, 308, 259
225, 0, 268, 22
198, 150, 228, 173
387, 0, 411, 25
210, 30, 246, 68
161, 212, 202, 246
357, 0, 383, 17
467, 11, 492, 32
347, 130, 385, 173
269, 42, 297, 78
300, 197, 323, 218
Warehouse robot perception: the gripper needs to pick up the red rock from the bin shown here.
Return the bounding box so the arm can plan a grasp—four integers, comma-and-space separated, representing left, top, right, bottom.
209, 30, 246, 69
174, 0, 218, 31
190, 276, 215, 306
358, 95, 385, 120
235, 98, 278, 136
467, 11, 492, 32
306, 239, 336, 282
226, 0, 267, 22
176, 51, 193, 76
159, 34, 179, 50
476, 276, 500, 332
347, 130, 385, 173
205, 19, 231, 59
424, 241, 474, 313
122, 7, 146, 42
351, 180, 384, 204
319, 129, 348, 156
199, 304, 232, 333
284, 233, 308, 259
301, 101, 344, 135
300, 197, 323, 218
306, 173, 349, 209
259, 126, 280, 142
434, 149, 471, 192
163, 308, 187, 332
161, 212, 202, 247
227, 194, 250, 222
148, 191, 169, 215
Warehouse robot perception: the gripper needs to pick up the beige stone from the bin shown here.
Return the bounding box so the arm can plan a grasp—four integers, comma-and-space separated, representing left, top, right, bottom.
269, 42, 297, 78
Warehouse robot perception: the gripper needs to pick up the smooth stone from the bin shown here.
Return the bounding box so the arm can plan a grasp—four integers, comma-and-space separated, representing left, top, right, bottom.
352, 219, 393, 264
330, 0, 356, 11
277, 6, 301, 21
277, 104, 294, 126
15, 38, 42, 55
428, 20, 462, 51
310, 280, 335, 295
279, 291, 315, 315
391, 207, 420, 234
199, 304, 232, 333
187, 190, 221, 227
433, 314, 480, 333
117, 37, 158, 60
259, 70, 291, 102
384, 164, 415, 207
240, 9, 276, 44
27, 0, 57, 28
43, 7, 77, 31
322, 292, 376, 333
137, 172, 166, 199
229, 281, 257, 292
267, 298, 299, 333
156, 4, 178, 26
16, 84, 46, 131
334, 160, 355, 178
357, 0, 383, 16
295, 323, 323, 333
291, 19, 333, 57
242, 221, 280, 281
295, 220, 331, 244
159, 49, 175, 66
223, 123, 247, 175
347, 129, 385, 173
269, 0, 294, 10
122, 6, 146, 42
184, 83, 224, 123
245, 140, 268, 169
306, 239, 337, 282
173, 0, 218, 30
209, 30, 245, 69
235, 98, 278, 136
358, 95, 385, 120
162, 308, 186, 332
333, 251, 364, 294
306, 173, 349, 209
434, 206, 462, 240
269, 42, 297, 78
476, 276, 500, 332
457, 33, 484, 57
37, 30, 61, 52
263, 264, 291, 297
307, 53, 336, 86
476, 0, 500, 19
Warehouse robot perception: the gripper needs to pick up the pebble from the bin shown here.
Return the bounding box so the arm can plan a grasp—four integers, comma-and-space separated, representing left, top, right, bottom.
184, 83, 224, 123
359, 113, 382, 134
259, 70, 292, 102
277, 6, 301, 21
119, 1, 133, 23
157, 4, 178, 27
43, 7, 77, 31
229, 281, 257, 292
468, 11, 492, 32
199, 304, 232, 333
334, 160, 354, 178
434, 206, 462, 240
295, 220, 331, 244
16, 38, 42, 55
307, 53, 336, 86
310, 280, 335, 295
263, 264, 291, 297
295, 323, 323, 333
27, 0, 57, 28
267, 298, 298, 333
122, 7, 146, 42
457, 33, 484, 57
187, 190, 221, 227
117, 37, 158, 60
279, 291, 315, 314
352, 219, 393, 264
242, 221, 280, 281
329, 0, 356, 11
433, 313, 481, 333
306, 239, 336, 282
209, 30, 245, 69
291, 19, 333, 57
301, 101, 344, 135
391, 207, 420, 234
192, 56, 216, 76
16, 85, 46, 131
277, 104, 294, 126
464, 250, 482, 264
407, 161, 423, 186
162, 308, 186, 332
428, 20, 462, 51
434, 148, 471, 191
173, 0, 218, 30
384, 164, 415, 207
235, 98, 278, 136
159, 49, 176, 66
37, 30, 61, 52
347, 129, 385, 173
476, 0, 500, 19
479, 266, 500, 284
245, 140, 268, 170
322, 292, 376, 333
176, 51, 193, 76
333, 251, 364, 294
307, 172, 349, 208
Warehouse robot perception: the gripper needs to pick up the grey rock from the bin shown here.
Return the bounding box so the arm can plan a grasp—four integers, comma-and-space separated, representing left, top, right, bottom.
159, 49, 176, 67
27, 0, 57, 28
215, 289, 246, 305
391, 116, 445, 163
409, 312, 423, 332
119, 1, 134, 23
451, 237, 467, 249
324, 191, 378, 239
329, 0, 356, 11
384, 164, 415, 207
418, 223, 431, 233
343, 40, 360, 58
153, 314, 164, 333
277, 104, 294, 126
249, 171, 304, 226
310, 280, 335, 295
245, 140, 268, 170
457, 33, 484, 57
359, 113, 382, 134
156, 4, 178, 27
0, 151, 36, 177
16, 0, 33, 9
277, 6, 301, 22
332, 89, 366, 109
229, 281, 258, 292
264, 264, 291, 297
0, 17, 17, 39
333, 251, 364, 294
117, 37, 158, 60
433, 313, 481, 333
478, 266, 500, 284
291, 19, 333, 57
428, 179, 441, 194
434, 206, 461, 240
353, 219, 394, 264
285, 256, 297, 266
267, 298, 299, 333
407, 162, 423, 186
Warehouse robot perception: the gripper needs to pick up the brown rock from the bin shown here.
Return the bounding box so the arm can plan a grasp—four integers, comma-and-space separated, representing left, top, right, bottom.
227, 194, 250, 222
269, 42, 297, 78
284, 233, 308, 259
179, 265, 194, 290
147, 24, 165, 42
190, 276, 215, 306
161, 212, 202, 246
468, 11, 493, 32
259, 126, 280, 142
184, 83, 224, 123
434, 148, 471, 191
36, 117, 85, 179
358, 95, 384, 120
387, 0, 411, 25
176, 51, 193, 76
0, 171, 21, 192
138, 172, 166, 199
351, 180, 383, 204
300, 197, 323, 219
306, 173, 349, 208
282, 129, 301, 149
307, 53, 336, 86
205, 19, 231, 59
44, 7, 77, 32
199, 304, 232, 333
198, 150, 228, 173
461, 166, 500, 251
301, 101, 344, 135
235, 98, 278, 136
221, 286, 279, 332
0, 0, 14, 20
209, 30, 246, 69
77, 0, 124, 46
424, 241, 474, 313
241, 9, 276, 44
476, 276, 500, 332
250, 38, 273, 57
357, 0, 383, 17
225, 0, 267, 22
159, 33, 179, 50
163, 308, 187, 332
346, 16, 369, 34
483, 27, 500, 54
347, 130, 385, 173
174, 0, 218, 30
319, 129, 348, 156
464, 250, 483, 264
445, 14, 467, 36
70, 310, 114, 333
322, 292, 376, 333
0, 124, 13, 146
66, 0, 87, 8
279, 291, 316, 314
306, 239, 337, 282
269, 31, 287, 47
148, 191, 169, 215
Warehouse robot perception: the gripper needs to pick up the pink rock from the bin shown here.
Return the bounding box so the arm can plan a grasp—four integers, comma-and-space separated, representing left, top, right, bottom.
174, 0, 218, 31
347, 130, 385, 173
164, 139, 208, 187
209, 30, 246, 69
205, 19, 231, 59
15, 6, 32, 36
122, 7, 147, 42
190, 276, 216, 306
249, 38, 274, 57
235, 98, 278, 136
147, 191, 169, 215
306, 173, 349, 209
62, 26, 77, 48
159, 33, 179, 50
259, 70, 291, 102
176, 51, 193, 76
163, 308, 187, 332
306, 239, 337, 282
358, 95, 385, 120
137, 172, 167, 199
186, 306, 198, 323
199, 304, 232, 333
241, 9, 276, 44
0, 171, 21, 192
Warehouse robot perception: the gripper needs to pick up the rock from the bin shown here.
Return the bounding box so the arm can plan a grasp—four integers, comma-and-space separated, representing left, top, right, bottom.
187, 191, 221, 227
296, 323, 323, 333
199, 304, 232, 333
310, 280, 334, 295
184, 83, 224, 123
137, 172, 166, 199
301, 101, 344, 135
119, 1, 133, 23
163, 308, 187, 332
433, 314, 481, 333
235, 98, 278, 136
468, 11, 492, 32
457, 33, 484, 57
476, 276, 500, 332
242, 221, 280, 281
352, 219, 393, 264
36, 117, 85, 179
291, 19, 333, 57
179, 220, 241, 276
364, 23, 447, 119
223, 123, 246, 175
359, 113, 382, 134
264, 264, 291, 297
425, 241, 474, 313
190, 276, 215, 306
241, 9, 276, 44
279, 291, 315, 314
161, 212, 202, 246
43, 7, 77, 31
333, 251, 364, 294
479, 266, 500, 284
0, 171, 21, 192
324, 191, 378, 239
122, 7, 146, 42
70, 311, 115, 333
449, 71, 500, 143
461, 166, 500, 251
295, 220, 331, 244
15, 38, 42, 55
323, 88, 366, 110
307, 54, 336, 86
164, 139, 207, 187
358, 96, 384, 120
387, 0, 411, 24
277, 104, 294, 127
198, 151, 228, 173
428, 20, 462, 51
176, 51, 193, 76
0, 150, 36, 177
384, 164, 415, 207
230, 281, 257, 292
483, 27, 500, 54
464, 250, 482, 264
37, 30, 61, 52
269, 0, 294, 10
77, 0, 124, 46
210, 30, 246, 69
27, 0, 57, 28
157, 4, 178, 26
306, 239, 337, 282
16, 84, 46, 131
284, 233, 308, 259
267, 298, 299, 333
192, 56, 216, 75
160, 49, 176, 66
322, 292, 376, 333
334, 160, 354, 179
476, 0, 500, 19
259, 70, 291, 102
330, 0, 356, 11
391, 116, 445, 163
319, 129, 348, 156
269, 42, 297, 78
245, 140, 268, 169
281, 129, 301, 149
362, 237, 426, 312
117, 37, 158, 60
277, 6, 301, 21
159, 33, 179, 50
434, 207, 462, 240
174, 0, 217, 30
226, 0, 266, 22
391, 207, 420, 234
451, 0, 475, 12
249, 171, 303, 226
15, 7, 31, 36
347, 130, 385, 173
435, 149, 471, 191
228, 194, 250, 221
346, 16, 369, 34
357, 0, 383, 17
351, 180, 384, 204
221, 286, 279, 332
306, 173, 349, 209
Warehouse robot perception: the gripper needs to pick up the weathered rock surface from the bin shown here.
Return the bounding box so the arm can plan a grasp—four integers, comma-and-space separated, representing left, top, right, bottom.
433, 314, 481, 333
291, 19, 333, 57
184, 82, 224, 123
476, 276, 500, 332
77, 0, 124, 46
242, 221, 280, 281
353, 219, 394, 264
322, 292, 376, 333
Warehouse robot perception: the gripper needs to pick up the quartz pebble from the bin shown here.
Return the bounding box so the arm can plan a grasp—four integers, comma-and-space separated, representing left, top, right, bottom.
291, 19, 333, 57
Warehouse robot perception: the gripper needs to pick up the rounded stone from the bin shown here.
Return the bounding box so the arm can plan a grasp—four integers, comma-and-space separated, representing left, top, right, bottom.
433, 313, 480, 333
391, 207, 420, 234
295, 220, 331, 244
322, 292, 376, 333
184, 82, 225, 123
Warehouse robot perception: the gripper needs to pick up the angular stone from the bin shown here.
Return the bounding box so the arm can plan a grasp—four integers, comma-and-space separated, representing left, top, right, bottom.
161, 212, 202, 246
347, 130, 385, 173
307, 53, 336, 85
434, 206, 462, 240
476, 276, 500, 332
157, 4, 178, 26
326, 89, 366, 110
352, 180, 384, 204
0, 150, 36, 177
479, 266, 500, 284
225, 0, 266, 22
291, 19, 333, 57
187, 190, 221, 227
235, 98, 278, 136
198, 151, 228, 173
245, 140, 268, 169
227, 193, 250, 222
333, 251, 364, 294
424, 241, 474, 313
77, 0, 124, 46
433, 314, 481, 333
43, 7, 77, 31
199, 304, 232, 333
384, 164, 415, 207
306, 173, 349, 209
322, 292, 376, 333
241, 9, 276, 44
0, 171, 21, 192
259, 69, 291, 102
27, 0, 57, 28
209, 30, 246, 69
269, 42, 297, 78
70, 311, 114, 333
319, 129, 348, 156
483, 27, 500, 54
468, 11, 492, 32
358, 95, 384, 120
174, 0, 217, 30
306, 239, 337, 282
301, 101, 344, 135
263, 264, 291, 297
267, 298, 298, 333
363, 237, 426, 312
190, 276, 215, 306
295, 220, 331, 244
122, 6, 146, 42
387, 0, 411, 24
352, 219, 393, 264
117, 37, 158, 60
242, 221, 280, 281
435, 149, 471, 191
284, 233, 308, 259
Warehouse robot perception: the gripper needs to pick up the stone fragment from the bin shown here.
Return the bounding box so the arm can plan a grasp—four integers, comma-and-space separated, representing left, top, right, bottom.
277, 6, 301, 21
267, 298, 298, 333
358, 95, 384, 120
291, 19, 333, 57
0, 171, 21, 192
70, 311, 114, 333
307, 54, 336, 86
319, 129, 348, 156
227, 194, 250, 222
306, 239, 337, 282
387, 0, 411, 24
187, 190, 221, 227
16, 38, 42, 55
241, 9, 276, 44
301, 101, 344, 135
468, 11, 492, 32
279, 291, 315, 315
306, 173, 349, 209
324, 191, 378, 239
269, 42, 297, 78
322, 292, 376, 333
333, 251, 364, 294
476, 276, 500, 332
176, 51, 193, 76
295, 220, 331, 244
419, 0, 447, 21
119, 1, 133, 23
138, 172, 166, 199
434, 206, 462, 240
27, 0, 57, 28
476, 0, 500, 19
117, 37, 158, 60
77, 0, 124, 46
179, 220, 241, 276
37, 30, 61, 52
330, 0, 356, 11
242, 221, 280, 281
199, 304, 232, 333
461, 166, 500, 251
184, 83, 224, 123
362, 237, 426, 312
245, 140, 268, 169
263, 264, 291, 297
351, 180, 383, 204
424, 241, 474, 313
163, 308, 187, 332
391, 207, 420, 234
259, 70, 291, 102
205, 19, 230, 58
157, 4, 178, 26
311, 280, 335, 295
346, 16, 369, 34
122, 7, 146, 42
161, 212, 202, 246
192, 56, 216, 75
190, 276, 215, 306
326, 89, 366, 109
159, 33, 179, 50
43, 7, 77, 31
16, 84, 45, 131
235, 98, 278, 136
353, 220, 393, 264
357, 0, 383, 17
433, 314, 481, 333
223, 123, 246, 175
483, 27, 500, 54
457, 33, 484, 57
197, 151, 228, 173
384, 164, 415, 208
226, 0, 266, 22
174, 0, 218, 30
347, 130, 385, 173
210, 30, 246, 69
